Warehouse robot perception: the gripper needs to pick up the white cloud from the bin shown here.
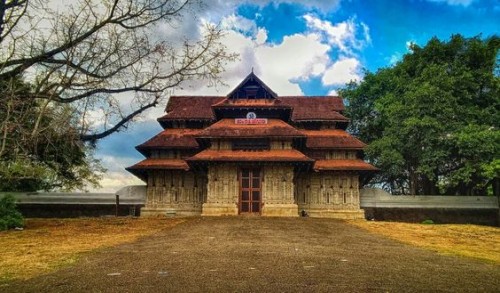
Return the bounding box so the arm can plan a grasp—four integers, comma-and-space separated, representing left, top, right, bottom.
153, 5, 372, 97
312, 63, 326, 76
386, 39, 418, 66
266, 0, 342, 11
389, 52, 402, 65
360, 22, 371, 44
426, 0, 476, 6
255, 28, 268, 45
406, 40, 416, 50
169, 15, 332, 96
322, 57, 362, 86
221, 14, 258, 36
92, 171, 144, 193
201, 0, 342, 19
254, 33, 330, 94
303, 14, 371, 55
328, 89, 339, 96
86, 155, 144, 192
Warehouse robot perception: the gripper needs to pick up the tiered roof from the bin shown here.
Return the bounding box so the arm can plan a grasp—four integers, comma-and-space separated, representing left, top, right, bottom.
126, 159, 190, 180
127, 72, 376, 180
136, 128, 200, 156
187, 149, 313, 163
302, 129, 366, 149
314, 159, 378, 171
196, 119, 304, 138
280, 97, 348, 122
158, 96, 223, 121
160, 96, 348, 123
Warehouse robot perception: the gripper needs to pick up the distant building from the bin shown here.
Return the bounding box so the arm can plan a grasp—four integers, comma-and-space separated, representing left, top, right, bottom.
127, 72, 377, 217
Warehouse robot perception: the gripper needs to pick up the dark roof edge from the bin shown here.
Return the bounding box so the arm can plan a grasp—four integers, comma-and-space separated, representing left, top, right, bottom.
227, 72, 278, 98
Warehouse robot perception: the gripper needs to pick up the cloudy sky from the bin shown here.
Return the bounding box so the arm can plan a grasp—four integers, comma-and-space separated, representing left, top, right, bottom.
93, 0, 499, 192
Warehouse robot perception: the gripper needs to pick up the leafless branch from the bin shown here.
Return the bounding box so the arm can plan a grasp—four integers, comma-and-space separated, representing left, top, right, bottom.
0, 0, 237, 143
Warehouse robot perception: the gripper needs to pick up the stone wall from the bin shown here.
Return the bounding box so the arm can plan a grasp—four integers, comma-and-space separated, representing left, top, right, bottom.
325, 151, 357, 160
360, 188, 499, 226
202, 164, 239, 215
3, 187, 146, 217
296, 172, 364, 218
142, 170, 207, 216
360, 188, 499, 209
261, 165, 297, 217
7, 185, 497, 224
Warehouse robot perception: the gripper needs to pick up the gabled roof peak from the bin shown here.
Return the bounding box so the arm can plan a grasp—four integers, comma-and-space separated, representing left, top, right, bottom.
227, 71, 277, 99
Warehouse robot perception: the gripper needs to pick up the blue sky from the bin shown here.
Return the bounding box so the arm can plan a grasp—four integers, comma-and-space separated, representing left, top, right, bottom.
94, 0, 499, 191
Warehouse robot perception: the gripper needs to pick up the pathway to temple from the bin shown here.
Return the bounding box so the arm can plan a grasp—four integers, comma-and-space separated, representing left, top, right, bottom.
4, 217, 500, 292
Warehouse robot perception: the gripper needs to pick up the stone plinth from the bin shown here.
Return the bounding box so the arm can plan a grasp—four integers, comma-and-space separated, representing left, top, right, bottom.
304, 207, 365, 219
202, 203, 238, 216
141, 204, 202, 217
261, 203, 299, 217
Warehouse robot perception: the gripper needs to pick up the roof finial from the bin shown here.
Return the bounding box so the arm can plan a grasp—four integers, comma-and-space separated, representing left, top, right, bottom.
251, 67, 254, 73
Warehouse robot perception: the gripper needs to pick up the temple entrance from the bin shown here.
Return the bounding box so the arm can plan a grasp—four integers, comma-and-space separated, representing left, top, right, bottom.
239, 168, 261, 214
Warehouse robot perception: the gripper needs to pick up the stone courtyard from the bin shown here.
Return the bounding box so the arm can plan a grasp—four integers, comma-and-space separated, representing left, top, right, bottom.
3, 217, 499, 292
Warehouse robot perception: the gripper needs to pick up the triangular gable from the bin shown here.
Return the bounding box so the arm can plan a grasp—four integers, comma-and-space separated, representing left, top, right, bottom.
227, 72, 277, 99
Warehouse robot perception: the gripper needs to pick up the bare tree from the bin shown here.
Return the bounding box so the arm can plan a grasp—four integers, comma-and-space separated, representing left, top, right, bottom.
0, 0, 236, 142
0, 0, 236, 190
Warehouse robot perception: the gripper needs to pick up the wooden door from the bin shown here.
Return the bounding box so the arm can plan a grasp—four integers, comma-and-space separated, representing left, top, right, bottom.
239, 168, 261, 214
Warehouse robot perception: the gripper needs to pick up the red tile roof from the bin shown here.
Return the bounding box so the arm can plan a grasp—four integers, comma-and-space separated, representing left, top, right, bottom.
196, 119, 304, 138
158, 96, 224, 121
157, 96, 348, 122
212, 98, 291, 108
187, 149, 313, 162
126, 159, 189, 171
136, 129, 200, 153
301, 129, 366, 149
279, 97, 348, 121
314, 159, 378, 171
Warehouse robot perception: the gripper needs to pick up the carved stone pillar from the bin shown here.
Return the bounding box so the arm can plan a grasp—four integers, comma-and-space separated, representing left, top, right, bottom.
202, 164, 238, 216
261, 165, 298, 217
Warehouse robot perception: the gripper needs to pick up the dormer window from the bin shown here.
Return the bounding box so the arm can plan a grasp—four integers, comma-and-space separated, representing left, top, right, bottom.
245, 86, 259, 99
228, 72, 277, 100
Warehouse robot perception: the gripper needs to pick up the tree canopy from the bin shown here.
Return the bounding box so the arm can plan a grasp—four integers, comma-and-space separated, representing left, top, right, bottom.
341, 34, 499, 196
0, 0, 236, 191
0, 77, 103, 191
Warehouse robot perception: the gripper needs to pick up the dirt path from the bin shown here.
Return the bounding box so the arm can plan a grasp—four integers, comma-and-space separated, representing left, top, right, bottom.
3, 217, 500, 292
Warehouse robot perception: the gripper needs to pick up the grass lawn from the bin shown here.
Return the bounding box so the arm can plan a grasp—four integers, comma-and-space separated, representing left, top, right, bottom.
348, 220, 500, 264
0, 217, 184, 283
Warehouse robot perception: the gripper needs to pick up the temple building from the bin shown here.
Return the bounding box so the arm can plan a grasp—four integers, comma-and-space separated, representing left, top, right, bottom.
127, 72, 377, 218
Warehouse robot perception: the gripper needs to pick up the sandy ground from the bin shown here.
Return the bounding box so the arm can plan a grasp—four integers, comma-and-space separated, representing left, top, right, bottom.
3, 217, 500, 292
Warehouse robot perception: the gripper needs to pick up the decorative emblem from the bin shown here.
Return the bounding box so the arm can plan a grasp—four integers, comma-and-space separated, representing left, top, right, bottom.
235, 112, 268, 125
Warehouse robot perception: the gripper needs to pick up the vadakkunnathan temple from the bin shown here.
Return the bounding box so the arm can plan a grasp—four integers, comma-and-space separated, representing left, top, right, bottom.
127, 72, 377, 218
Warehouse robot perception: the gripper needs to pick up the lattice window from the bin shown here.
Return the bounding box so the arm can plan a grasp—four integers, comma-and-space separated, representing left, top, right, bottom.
232, 139, 270, 150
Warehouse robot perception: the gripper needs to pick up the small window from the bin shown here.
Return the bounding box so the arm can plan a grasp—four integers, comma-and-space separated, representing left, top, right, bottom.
303, 122, 321, 130
246, 89, 257, 99
232, 139, 270, 150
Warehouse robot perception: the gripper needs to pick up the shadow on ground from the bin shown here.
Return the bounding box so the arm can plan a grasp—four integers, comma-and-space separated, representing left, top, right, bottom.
3, 217, 500, 292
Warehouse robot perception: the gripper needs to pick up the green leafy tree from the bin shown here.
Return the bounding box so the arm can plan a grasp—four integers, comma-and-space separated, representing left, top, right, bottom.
341, 34, 499, 195
0, 194, 24, 230
0, 77, 104, 191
